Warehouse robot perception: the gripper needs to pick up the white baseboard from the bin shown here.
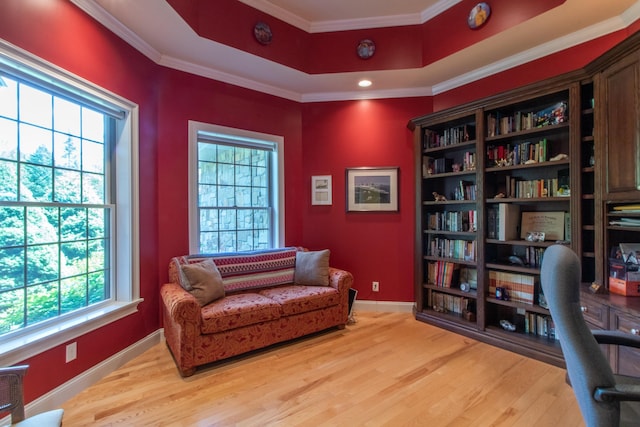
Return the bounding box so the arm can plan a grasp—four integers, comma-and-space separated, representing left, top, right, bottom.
22, 330, 162, 419
354, 300, 415, 313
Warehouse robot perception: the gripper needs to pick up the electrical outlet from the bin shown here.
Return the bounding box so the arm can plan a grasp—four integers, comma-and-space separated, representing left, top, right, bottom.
66, 342, 77, 363
372, 281, 379, 292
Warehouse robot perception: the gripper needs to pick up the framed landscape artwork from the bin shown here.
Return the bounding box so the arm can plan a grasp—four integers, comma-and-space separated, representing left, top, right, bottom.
346, 167, 399, 212
311, 175, 332, 205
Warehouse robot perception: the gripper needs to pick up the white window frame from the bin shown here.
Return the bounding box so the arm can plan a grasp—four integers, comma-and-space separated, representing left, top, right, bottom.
188, 121, 285, 253
0, 40, 142, 365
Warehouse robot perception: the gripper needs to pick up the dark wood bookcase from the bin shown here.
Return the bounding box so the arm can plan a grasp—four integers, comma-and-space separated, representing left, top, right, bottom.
411, 31, 640, 369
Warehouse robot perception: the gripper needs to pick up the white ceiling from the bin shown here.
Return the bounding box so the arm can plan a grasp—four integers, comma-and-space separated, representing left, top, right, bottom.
72, 0, 640, 103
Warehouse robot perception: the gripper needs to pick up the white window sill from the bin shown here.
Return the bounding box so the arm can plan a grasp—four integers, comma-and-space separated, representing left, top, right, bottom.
0, 299, 143, 366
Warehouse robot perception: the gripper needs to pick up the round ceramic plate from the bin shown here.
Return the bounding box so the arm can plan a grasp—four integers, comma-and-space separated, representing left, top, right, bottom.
468, 2, 491, 29
356, 39, 375, 59
254, 22, 272, 45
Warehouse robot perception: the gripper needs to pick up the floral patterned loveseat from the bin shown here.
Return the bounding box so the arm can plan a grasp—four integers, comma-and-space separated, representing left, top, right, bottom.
160, 247, 353, 376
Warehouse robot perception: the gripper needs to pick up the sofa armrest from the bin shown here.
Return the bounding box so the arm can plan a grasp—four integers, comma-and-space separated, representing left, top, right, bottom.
160, 282, 201, 325
328, 267, 353, 294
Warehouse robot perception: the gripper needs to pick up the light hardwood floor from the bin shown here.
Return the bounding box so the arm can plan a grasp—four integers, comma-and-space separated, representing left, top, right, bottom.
61, 312, 584, 426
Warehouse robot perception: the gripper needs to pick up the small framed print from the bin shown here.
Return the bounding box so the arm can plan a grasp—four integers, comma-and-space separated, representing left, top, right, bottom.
346, 167, 399, 212
311, 175, 332, 205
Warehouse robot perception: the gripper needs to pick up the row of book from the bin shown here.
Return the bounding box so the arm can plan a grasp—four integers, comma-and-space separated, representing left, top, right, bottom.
488, 270, 536, 304
486, 101, 568, 137
519, 246, 546, 269
430, 290, 474, 318
427, 261, 460, 288
452, 180, 477, 201
503, 176, 568, 199
486, 138, 549, 165
423, 125, 475, 149
427, 238, 477, 261
427, 157, 452, 175
427, 210, 477, 232
524, 312, 559, 341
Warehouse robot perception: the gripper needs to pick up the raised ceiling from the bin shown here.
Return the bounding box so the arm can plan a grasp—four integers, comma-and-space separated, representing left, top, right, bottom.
72, 0, 640, 102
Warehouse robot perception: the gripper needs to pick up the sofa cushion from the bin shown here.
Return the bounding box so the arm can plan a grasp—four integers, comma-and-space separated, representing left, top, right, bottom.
258, 285, 340, 316
200, 293, 282, 334
207, 248, 297, 293
180, 259, 225, 306
294, 249, 330, 286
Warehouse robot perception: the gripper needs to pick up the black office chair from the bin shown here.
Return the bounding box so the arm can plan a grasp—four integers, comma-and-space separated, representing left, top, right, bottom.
540, 244, 640, 427
0, 365, 64, 426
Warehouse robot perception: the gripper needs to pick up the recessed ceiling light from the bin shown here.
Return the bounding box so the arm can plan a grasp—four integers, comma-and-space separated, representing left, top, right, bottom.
358, 79, 372, 88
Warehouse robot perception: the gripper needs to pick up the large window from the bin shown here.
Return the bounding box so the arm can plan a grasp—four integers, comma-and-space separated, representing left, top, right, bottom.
0, 41, 140, 363
189, 122, 284, 253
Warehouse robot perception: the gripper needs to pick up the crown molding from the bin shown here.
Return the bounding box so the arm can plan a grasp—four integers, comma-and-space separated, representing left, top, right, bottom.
432, 13, 635, 95
70, 0, 162, 63
301, 86, 434, 103
159, 55, 303, 102
239, 0, 461, 33
237, 0, 311, 32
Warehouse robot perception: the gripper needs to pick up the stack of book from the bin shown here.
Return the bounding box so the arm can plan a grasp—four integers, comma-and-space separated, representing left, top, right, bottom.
609, 204, 640, 228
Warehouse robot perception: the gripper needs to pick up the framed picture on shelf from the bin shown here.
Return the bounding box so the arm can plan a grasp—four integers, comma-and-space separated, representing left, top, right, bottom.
345, 167, 399, 212
311, 175, 332, 205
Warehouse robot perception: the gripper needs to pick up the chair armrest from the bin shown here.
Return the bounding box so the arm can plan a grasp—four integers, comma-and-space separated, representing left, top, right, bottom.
160, 282, 201, 326
592, 330, 640, 349
595, 384, 640, 402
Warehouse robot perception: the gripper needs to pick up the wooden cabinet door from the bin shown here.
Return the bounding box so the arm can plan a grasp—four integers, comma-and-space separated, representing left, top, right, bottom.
609, 308, 640, 377
600, 52, 640, 199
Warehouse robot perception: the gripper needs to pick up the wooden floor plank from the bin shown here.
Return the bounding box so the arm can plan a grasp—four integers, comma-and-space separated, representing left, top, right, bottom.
60, 312, 584, 426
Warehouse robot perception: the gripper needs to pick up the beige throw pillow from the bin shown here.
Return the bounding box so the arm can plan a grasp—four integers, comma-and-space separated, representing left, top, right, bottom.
294, 249, 330, 286
180, 259, 225, 306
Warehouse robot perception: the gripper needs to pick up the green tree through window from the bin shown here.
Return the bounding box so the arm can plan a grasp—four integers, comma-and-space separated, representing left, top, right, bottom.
0, 75, 110, 335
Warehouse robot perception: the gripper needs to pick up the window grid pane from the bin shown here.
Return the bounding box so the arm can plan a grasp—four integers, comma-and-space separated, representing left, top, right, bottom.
197, 142, 272, 253
0, 75, 111, 335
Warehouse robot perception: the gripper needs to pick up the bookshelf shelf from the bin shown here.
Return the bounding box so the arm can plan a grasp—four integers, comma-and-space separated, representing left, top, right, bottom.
485, 122, 570, 143
423, 256, 476, 266
422, 201, 476, 208
423, 139, 476, 154
484, 326, 562, 353
424, 230, 476, 237
485, 297, 549, 315
423, 170, 476, 180
485, 239, 553, 248
417, 309, 477, 328
485, 262, 540, 274
424, 284, 477, 298
485, 197, 570, 204
485, 159, 570, 174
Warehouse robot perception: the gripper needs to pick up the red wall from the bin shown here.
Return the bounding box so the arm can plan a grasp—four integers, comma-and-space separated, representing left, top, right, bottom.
0, 0, 637, 406
300, 98, 431, 302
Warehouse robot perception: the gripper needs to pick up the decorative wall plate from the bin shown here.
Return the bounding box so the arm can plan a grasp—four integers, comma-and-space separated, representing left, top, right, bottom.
356, 39, 376, 59
254, 22, 272, 45
468, 2, 491, 29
